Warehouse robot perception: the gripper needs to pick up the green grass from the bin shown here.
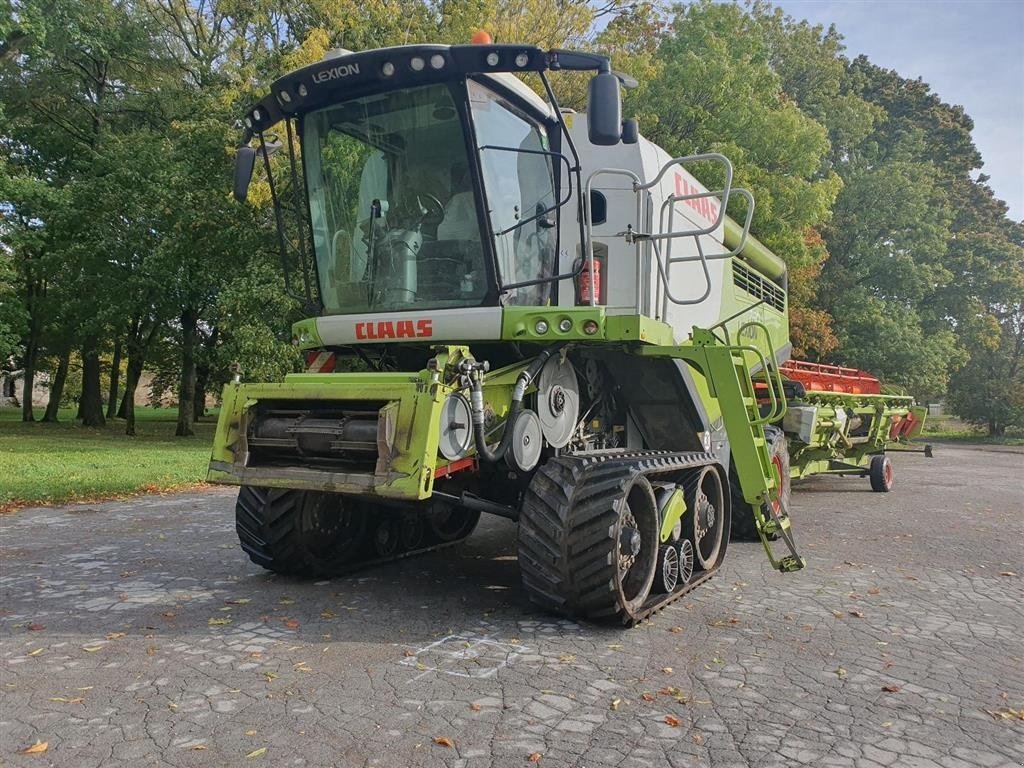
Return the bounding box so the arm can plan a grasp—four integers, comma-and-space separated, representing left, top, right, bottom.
921, 416, 1024, 446
0, 406, 217, 509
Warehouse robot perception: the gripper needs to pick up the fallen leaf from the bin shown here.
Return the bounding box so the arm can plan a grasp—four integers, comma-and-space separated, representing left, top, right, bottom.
610, 698, 622, 711
191, 745, 208, 751
283, 619, 300, 629
245, 746, 267, 758
278, 597, 295, 605
27, 623, 45, 632
28, 648, 44, 657
403, 649, 415, 657
661, 667, 673, 674
881, 684, 901, 693
263, 672, 278, 682
831, 611, 843, 619
984, 707, 1024, 721
320, 610, 336, 618
664, 715, 681, 727
670, 626, 684, 633
48, 697, 84, 704
227, 598, 251, 605
849, 611, 865, 618
146, 645, 158, 656
76, 687, 93, 691
835, 667, 847, 679
20, 740, 48, 755
607, 644, 623, 650
659, 686, 681, 697
168, 702, 178, 710
245, 730, 257, 736
558, 654, 576, 663
641, 692, 655, 702
867, 587, 881, 595
528, 752, 542, 762
469, 703, 482, 712
882, 721, 893, 728
208, 618, 232, 626
692, 732, 704, 744
105, 632, 126, 640
999, 571, 1017, 577
161, 611, 175, 618
432, 736, 454, 748
81, 645, 103, 652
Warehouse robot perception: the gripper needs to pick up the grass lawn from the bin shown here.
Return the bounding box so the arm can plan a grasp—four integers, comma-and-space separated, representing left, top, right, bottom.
0, 406, 218, 510
920, 416, 1024, 446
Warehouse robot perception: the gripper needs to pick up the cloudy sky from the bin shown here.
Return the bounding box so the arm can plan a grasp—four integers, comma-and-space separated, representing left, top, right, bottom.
771, 0, 1024, 220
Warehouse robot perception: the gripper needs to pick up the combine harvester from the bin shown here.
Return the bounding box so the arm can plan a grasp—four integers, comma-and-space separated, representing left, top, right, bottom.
210, 38, 925, 624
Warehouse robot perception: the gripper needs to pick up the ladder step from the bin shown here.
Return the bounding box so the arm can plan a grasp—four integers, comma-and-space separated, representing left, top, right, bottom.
778, 555, 805, 572
760, 515, 791, 536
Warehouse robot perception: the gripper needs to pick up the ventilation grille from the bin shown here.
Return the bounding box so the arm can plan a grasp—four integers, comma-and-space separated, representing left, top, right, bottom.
732, 260, 785, 312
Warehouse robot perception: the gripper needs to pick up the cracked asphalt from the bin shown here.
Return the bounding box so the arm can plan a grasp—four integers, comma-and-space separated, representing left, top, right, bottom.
1, 443, 1022, 767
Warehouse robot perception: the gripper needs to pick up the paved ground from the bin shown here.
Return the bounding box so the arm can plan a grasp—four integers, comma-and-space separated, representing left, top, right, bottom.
1, 444, 1022, 768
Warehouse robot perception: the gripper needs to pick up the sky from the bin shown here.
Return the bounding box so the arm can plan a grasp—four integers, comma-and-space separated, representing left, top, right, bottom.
770, 0, 1024, 221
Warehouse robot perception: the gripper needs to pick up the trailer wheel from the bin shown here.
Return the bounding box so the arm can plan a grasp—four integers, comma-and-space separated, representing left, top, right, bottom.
729, 426, 790, 541
869, 455, 894, 492
235, 486, 367, 577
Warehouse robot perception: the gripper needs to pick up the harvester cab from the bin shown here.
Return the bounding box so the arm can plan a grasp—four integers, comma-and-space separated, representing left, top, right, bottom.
213, 42, 804, 625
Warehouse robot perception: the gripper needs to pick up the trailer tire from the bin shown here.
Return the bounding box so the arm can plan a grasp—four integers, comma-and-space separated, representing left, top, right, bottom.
729, 426, 790, 541
235, 485, 367, 577
869, 455, 894, 492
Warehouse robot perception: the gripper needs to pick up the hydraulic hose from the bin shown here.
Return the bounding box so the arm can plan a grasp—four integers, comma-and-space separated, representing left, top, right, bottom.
470, 346, 559, 463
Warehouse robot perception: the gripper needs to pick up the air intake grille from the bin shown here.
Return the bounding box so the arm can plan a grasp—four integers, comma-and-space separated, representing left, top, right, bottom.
732, 260, 786, 312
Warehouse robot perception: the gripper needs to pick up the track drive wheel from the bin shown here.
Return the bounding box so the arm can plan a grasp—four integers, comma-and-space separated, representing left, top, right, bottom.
235, 486, 367, 577
517, 460, 661, 623
685, 465, 728, 570
730, 426, 790, 541
869, 455, 894, 492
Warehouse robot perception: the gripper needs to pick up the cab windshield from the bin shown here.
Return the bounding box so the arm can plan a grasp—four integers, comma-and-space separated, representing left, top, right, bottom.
305, 84, 487, 314
304, 81, 558, 314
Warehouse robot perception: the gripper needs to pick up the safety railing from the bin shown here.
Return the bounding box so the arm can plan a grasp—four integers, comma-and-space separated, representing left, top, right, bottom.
583, 153, 754, 313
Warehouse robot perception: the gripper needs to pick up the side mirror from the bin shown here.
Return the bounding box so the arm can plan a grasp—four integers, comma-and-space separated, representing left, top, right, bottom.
587, 71, 622, 146
233, 146, 257, 203
621, 118, 639, 145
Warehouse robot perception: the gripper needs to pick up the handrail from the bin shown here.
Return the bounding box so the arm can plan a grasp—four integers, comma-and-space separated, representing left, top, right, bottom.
731, 343, 777, 427
738, 320, 788, 423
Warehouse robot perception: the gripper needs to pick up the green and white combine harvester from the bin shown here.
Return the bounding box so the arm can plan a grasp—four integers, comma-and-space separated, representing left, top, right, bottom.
211, 42, 928, 624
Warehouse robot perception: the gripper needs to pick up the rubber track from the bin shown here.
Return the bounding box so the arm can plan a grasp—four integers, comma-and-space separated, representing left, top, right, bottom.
235, 486, 478, 579
519, 450, 728, 626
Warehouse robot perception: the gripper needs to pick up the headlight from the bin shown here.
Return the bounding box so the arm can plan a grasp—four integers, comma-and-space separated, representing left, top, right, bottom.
535, 319, 549, 334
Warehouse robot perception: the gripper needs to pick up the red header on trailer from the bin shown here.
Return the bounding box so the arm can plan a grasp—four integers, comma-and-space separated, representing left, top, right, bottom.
779, 360, 881, 395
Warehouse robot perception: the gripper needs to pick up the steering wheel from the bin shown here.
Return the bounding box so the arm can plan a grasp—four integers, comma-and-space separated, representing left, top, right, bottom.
415, 192, 445, 225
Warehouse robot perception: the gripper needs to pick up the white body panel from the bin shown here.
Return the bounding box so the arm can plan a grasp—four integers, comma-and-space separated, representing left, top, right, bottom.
560, 114, 732, 343
316, 307, 503, 344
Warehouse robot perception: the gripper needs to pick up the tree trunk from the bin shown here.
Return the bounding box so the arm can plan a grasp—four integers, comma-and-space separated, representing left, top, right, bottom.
42, 347, 71, 422
988, 419, 1005, 437
121, 355, 144, 436
175, 309, 197, 437
79, 338, 106, 427
106, 337, 122, 420
193, 367, 207, 422
20, 335, 37, 422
